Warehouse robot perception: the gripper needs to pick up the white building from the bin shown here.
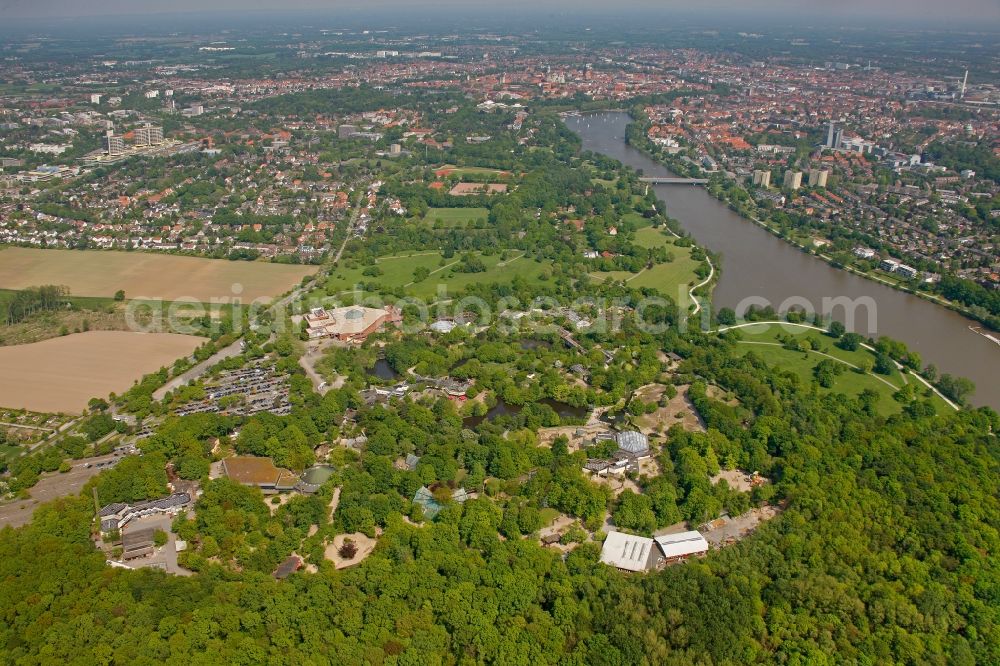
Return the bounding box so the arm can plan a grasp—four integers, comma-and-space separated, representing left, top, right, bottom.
654, 531, 709, 562
600, 531, 662, 572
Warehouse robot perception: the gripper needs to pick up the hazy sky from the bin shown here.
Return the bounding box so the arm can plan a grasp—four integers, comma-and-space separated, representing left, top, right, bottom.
2, 0, 999, 25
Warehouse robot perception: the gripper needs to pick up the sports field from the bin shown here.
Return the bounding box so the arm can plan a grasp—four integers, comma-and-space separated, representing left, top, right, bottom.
326, 250, 550, 300
423, 207, 489, 227
0, 330, 202, 413
0, 248, 316, 302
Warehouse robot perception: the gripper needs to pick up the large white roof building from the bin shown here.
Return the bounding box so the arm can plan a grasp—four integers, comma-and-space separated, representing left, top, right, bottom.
600, 531, 662, 572
654, 531, 709, 561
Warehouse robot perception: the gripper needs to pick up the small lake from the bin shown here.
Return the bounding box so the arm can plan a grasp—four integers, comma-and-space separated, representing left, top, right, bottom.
464, 397, 590, 427
366, 358, 399, 381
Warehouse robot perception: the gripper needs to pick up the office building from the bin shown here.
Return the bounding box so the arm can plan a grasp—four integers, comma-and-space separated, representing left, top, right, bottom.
134, 124, 164, 147
752, 170, 771, 188
808, 169, 829, 188
783, 170, 803, 190
338, 124, 359, 139
825, 121, 837, 148
104, 130, 125, 156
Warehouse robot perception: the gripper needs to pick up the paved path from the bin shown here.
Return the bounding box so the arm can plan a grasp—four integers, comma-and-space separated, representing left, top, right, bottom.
152, 339, 243, 401
716, 321, 958, 410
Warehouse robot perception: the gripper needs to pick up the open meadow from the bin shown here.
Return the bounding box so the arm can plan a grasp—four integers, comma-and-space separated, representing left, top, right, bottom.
326, 250, 550, 301
0, 247, 316, 302
0, 330, 202, 413
728, 323, 951, 416
422, 207, 489, 228
590, 229, 703, 307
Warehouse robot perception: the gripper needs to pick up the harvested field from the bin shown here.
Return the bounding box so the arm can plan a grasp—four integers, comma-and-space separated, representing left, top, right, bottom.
0, 247, 315, 302
0, 330, 202, 413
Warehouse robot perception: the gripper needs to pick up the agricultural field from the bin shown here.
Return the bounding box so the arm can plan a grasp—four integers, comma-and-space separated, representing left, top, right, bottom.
0, 330, 202, 413
728, 324, 951, 416
0, 247, 316, 302
422, 207, 489, 228
325, 250, 551, 301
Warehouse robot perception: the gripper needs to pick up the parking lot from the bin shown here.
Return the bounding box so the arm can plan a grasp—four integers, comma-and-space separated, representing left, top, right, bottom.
0, 451, 126, 529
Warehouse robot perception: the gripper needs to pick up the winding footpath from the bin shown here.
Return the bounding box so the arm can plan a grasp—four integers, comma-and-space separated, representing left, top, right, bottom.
715, 321, 959, 411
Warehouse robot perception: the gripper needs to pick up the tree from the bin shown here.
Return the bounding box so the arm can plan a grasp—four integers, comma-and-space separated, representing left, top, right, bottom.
873, 353, 894, 375
612, 490, 657, 534
837, 332, 864, 351
338, 540, 358, 559
827, 320, 846, 338
114, 290, 126, 301
937, 374, 975, 405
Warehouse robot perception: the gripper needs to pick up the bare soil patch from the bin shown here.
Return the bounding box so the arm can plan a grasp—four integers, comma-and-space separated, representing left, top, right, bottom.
701, 505, 780, 547
0, 330, 201, 413
636, 384, 705, 434
324, 530, 380, 569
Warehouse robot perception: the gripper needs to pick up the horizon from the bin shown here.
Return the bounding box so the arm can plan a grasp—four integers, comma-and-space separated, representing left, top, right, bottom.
2, 1, 1000, 29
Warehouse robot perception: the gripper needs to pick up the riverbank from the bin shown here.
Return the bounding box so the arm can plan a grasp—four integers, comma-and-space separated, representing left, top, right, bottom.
566, 111, 999, 409
715, 321, 960, 411
621, 114, 999, 333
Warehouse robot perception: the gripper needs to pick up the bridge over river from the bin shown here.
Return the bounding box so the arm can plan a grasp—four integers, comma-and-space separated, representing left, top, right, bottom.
639, 177, 709, 185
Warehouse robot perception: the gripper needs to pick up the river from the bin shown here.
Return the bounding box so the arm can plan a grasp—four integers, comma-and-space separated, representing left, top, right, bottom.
566, 111, 998, 408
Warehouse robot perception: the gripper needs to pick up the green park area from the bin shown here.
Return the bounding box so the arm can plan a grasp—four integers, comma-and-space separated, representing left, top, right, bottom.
422, 207, 490, 228
437, 165, 510, 178
727, 323, 951, 416
325, 250, 552, 301
590, 228, 703, 308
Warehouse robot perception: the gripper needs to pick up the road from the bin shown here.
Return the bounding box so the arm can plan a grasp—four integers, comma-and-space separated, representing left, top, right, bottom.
0, 451, 124, 529
152, 338, 244, 401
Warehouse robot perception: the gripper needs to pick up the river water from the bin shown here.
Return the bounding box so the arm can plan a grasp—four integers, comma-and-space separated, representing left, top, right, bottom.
566, 112, 998, 408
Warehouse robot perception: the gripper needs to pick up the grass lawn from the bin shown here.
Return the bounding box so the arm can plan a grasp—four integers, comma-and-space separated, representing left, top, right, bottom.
436, 165, 510, 177
423, 207, 489, 228
622, 212, 653, 230
590, 234, 702, 308
728, 324, 950, 416
538, 507, 561, 527
631, 226, 675, 249
326, 250, 551, 301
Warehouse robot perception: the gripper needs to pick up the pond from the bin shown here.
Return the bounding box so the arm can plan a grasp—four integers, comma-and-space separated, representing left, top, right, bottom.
464, 397, 590, 427
365, 358, 399, 381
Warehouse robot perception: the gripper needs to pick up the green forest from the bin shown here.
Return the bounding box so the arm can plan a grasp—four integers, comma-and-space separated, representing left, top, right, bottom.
1, 330, 997, 664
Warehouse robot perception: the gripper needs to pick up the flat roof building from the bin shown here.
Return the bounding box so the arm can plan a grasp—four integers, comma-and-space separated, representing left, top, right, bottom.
301, 306, 401, 343
221, 456, 299, 494
600, 531, 663, 572
654, 531, 709, 562
99, 492, 190, 533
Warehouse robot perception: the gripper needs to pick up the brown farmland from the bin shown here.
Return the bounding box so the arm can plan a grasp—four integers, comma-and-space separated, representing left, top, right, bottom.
0, 331, 202, 413
0, 247, 315, 302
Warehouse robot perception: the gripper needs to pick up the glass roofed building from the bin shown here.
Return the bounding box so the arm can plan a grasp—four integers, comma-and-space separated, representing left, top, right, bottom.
615, 430, 650, 457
